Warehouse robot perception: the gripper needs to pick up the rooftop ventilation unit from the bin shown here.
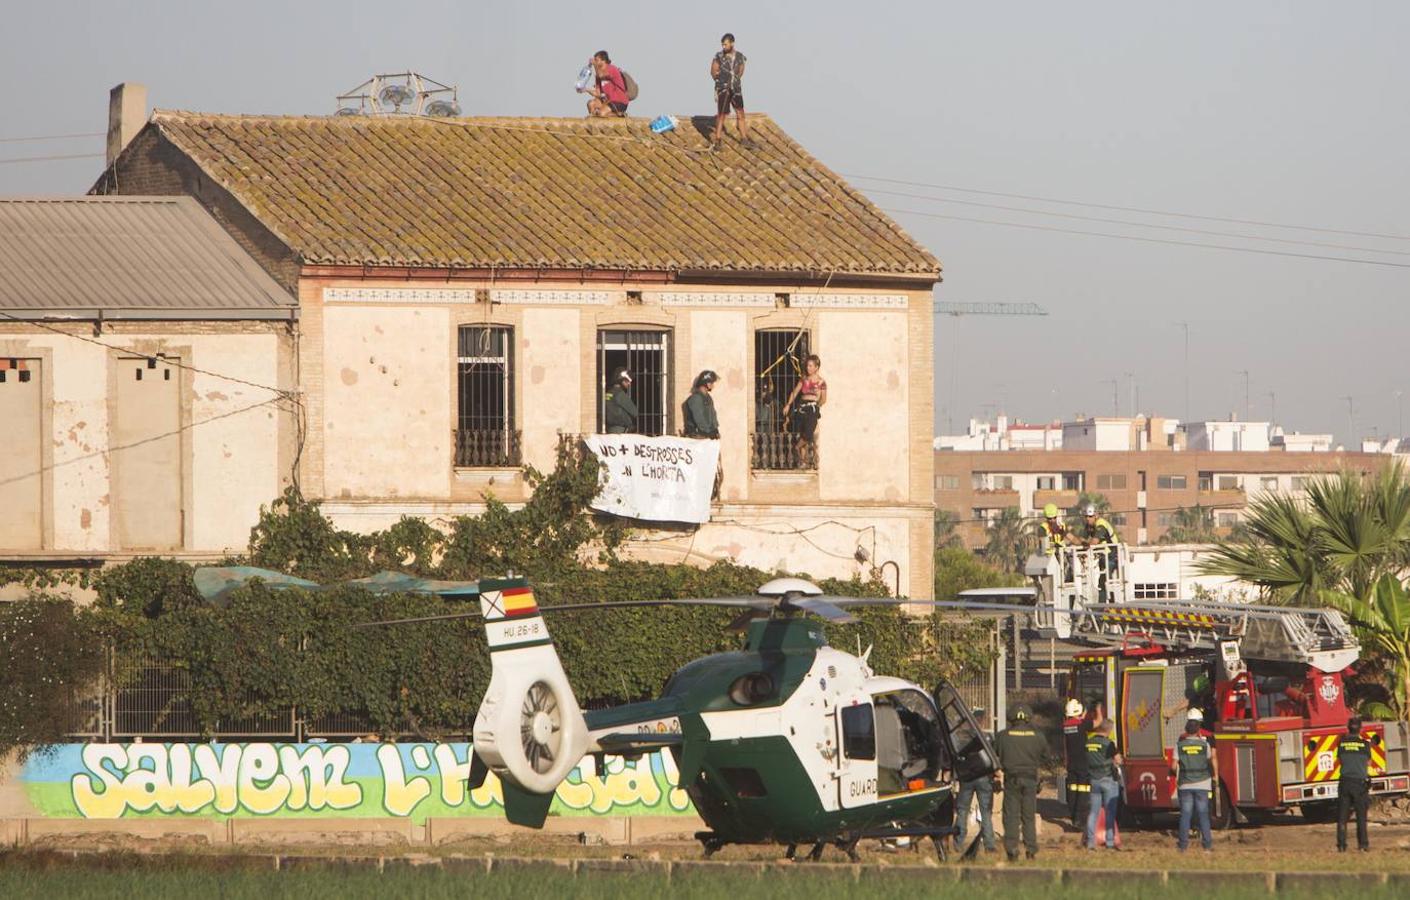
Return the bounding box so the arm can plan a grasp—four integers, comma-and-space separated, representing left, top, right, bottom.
335, 72, 460, 117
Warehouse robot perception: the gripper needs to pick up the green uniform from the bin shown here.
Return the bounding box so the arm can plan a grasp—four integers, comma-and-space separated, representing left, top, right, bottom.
1086, 732, 1118, 780
995, 723, 1046, 857
604, 387, 638, 434
1175, 735, 1212, 786
684, 390, 719, 438
1337, 730, 1374, 851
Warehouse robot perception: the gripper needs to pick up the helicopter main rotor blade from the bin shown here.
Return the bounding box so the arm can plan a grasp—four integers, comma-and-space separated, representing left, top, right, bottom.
787, 596, 857, 624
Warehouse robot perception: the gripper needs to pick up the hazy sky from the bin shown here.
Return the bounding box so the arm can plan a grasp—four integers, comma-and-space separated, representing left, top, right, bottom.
3, 2, 1406, 444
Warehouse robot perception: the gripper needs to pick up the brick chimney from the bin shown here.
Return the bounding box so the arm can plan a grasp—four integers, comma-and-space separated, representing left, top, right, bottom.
106, 82, 147, 167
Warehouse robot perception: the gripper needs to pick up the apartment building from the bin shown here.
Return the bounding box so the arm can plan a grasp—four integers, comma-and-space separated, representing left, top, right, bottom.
936, 415, 1383, 546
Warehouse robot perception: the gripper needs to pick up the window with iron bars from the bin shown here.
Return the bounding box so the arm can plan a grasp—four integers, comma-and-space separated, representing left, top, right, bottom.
752, 329, 813, 470
456, 325, 520, 467
596, 329, 671, 436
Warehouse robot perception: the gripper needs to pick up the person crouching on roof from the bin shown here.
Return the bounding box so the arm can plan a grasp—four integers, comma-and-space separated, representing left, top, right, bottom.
585, 50, 629, 117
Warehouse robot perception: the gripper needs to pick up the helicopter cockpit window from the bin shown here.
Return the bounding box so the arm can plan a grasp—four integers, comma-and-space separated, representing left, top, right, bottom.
874, 690, 946, 795
840, 704, 875, 760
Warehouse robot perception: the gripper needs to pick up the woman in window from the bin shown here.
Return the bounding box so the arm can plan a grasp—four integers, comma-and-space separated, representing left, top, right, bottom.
784, 354, 827, 466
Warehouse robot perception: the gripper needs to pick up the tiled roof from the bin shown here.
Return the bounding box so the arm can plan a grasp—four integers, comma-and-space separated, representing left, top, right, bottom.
138, 112, 939, 277
0, 196, 294, 315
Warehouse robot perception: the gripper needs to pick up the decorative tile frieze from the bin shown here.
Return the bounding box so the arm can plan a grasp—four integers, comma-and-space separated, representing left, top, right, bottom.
490, 289, 613, 305
657, 292, 777, 308
789, 293, 908, 309
323, 287, 479, 304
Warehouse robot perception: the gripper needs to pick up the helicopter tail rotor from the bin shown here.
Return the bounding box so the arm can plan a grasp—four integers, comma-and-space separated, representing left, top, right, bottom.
471, 579, 589, 826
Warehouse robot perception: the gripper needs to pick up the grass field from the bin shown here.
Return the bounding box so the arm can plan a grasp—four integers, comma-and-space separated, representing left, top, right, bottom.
0, 863, 1405, 900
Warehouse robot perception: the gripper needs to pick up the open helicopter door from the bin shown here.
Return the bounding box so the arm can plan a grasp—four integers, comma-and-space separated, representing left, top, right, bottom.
932, 680, 998, 780
836, 697, 880, 808
471, 578, 590, 827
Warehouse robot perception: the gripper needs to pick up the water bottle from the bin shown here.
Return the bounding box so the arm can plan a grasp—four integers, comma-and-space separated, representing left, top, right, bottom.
574, 64, 593, 92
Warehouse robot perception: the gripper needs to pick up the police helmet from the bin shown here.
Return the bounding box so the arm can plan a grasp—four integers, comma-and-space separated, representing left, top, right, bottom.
1011, 704, 1031, 722
615, 368, 632, 384
696, 369, 718, 386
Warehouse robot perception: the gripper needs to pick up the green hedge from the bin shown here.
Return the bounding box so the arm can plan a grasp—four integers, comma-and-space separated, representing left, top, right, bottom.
1, 451, 1003, 752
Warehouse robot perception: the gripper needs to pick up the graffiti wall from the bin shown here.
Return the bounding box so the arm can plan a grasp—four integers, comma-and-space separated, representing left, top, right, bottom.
16, 743, 693, 823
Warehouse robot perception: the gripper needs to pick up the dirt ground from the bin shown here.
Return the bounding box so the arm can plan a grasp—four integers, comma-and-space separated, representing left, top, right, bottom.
17, 798, 1410, 874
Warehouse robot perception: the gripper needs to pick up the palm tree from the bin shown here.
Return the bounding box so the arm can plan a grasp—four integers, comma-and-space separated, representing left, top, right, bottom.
984, 507, 1038, 573
934, 509, 964, 550
1157, 505, 1219, 545
1198, 462, 1410, 604
1321, 575, 1410, 720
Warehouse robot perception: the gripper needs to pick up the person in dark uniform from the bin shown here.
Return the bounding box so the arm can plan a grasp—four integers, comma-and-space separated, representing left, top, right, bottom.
683, 370, 720, 438
953, 709, 997, 854
1062, 698, 1091, 834
994, 704, 1046, 861
1336, 717, 1375, 852
604, 369, 638, 434
1170, 718, 1217, 853
1086, 718, 1124, 850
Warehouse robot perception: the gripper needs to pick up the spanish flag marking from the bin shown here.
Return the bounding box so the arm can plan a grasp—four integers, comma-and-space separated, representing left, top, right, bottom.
501, 586, 539, 618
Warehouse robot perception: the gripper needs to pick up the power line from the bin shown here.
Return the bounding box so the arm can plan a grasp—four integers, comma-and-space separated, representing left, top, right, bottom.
0, 131, 105, 144
861, 187, 1410, 258
0, 152, 105, 166
882, 207, 1410, 270
0, 310, 295, 398
846, 172, 1410, 243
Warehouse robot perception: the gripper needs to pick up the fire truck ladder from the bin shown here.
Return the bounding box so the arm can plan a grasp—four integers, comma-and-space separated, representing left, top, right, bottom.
1062, 599, 1360, 671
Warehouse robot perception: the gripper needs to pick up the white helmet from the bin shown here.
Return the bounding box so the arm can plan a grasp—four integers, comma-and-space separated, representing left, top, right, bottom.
1084, 504, 1097, 516
1186, 708, 1204, 722
1065, 698, 1085, 718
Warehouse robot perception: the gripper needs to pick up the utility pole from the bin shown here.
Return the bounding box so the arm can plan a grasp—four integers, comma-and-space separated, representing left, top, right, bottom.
1101, 379, 1118, 417
1125, 371, 1137, 418
1397, 389, 1405, 439
1175, 322, 1190, 423
1236, 370, 1250, 422
1343, 395, 1356, 448
1267, 390, 1276, 428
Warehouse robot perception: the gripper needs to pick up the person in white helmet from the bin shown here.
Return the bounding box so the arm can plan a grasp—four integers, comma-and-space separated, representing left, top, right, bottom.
1078, 503, 1120, 601
1062, 698, 1091, 832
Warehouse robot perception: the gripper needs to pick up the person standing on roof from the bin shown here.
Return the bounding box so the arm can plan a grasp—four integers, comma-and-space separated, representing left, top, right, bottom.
604, 369, 638, 434
709, 33, 750, 147
1062, 698, 1091, 835
585, 50, 629, 117
1336, 717, 1376, 852
1170, 716, 1218, 853
994, 704, 1046, 861
1085, 718, 1124, 851
684, 370, 720, 439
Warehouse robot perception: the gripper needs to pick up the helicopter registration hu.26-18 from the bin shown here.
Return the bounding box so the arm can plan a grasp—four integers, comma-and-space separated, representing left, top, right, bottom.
356, 574, 1005, 861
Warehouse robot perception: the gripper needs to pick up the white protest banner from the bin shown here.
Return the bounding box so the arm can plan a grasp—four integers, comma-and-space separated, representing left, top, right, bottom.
584, 434, 720, 524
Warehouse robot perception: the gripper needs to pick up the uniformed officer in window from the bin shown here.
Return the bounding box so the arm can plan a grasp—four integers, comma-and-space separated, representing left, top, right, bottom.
604, 369, 638, 434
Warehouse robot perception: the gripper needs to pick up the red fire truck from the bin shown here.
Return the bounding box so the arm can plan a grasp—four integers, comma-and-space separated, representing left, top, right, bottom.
972, 545, 1410, 827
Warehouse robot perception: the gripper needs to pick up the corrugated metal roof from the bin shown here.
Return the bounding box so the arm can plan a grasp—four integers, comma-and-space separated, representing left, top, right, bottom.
0, 196, 294, 316
128, 112, 940, 277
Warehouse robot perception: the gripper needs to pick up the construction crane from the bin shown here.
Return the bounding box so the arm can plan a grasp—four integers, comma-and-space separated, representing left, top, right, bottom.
934, 301, 1048, 317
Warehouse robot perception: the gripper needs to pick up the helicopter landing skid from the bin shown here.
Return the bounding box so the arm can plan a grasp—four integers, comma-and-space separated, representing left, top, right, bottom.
697, 825, 958, 863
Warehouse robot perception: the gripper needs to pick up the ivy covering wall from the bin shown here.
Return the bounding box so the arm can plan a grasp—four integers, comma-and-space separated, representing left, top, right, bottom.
1, 451, 1005, 758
